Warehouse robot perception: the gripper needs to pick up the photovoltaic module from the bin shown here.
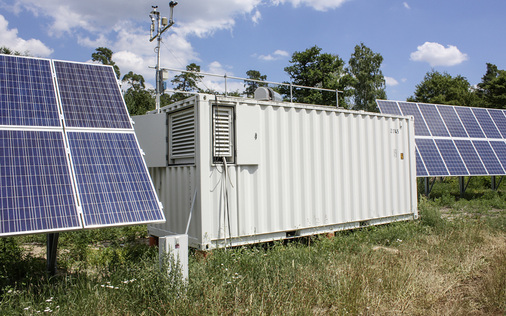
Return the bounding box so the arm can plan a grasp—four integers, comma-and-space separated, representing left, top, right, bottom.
0, 54, 164, 237
377, 100, 506, 177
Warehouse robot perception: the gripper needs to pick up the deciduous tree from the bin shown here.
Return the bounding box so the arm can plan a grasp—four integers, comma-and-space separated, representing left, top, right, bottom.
476, 63, 506, 109
346, 43, 386, 112
281, 46, 346, 106
170, 63, 204, 101
244, 70, 267, 97
408, 70, 479, 107
92, 47, 120, 79
122, 71, 154, 115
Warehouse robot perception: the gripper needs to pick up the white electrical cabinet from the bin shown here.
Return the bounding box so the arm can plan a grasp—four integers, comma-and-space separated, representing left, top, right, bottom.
133, 94, 418, 250
159, 234, 188, 281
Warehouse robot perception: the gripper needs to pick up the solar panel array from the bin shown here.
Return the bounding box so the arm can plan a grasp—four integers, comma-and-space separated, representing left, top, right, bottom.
0, 54, 164, 237
377, 100, 506, 177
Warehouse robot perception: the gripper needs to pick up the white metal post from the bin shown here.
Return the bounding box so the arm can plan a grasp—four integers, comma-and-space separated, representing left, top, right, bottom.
149, 2, 177, 113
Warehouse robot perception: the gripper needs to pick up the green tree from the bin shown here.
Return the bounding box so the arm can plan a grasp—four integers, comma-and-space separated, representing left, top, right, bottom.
281, 46, 347, 107
244, 70, 267, 97
347, 43, 386, 112
91, 47, 120, 79
476, 63, 506, 109
0, 47, 22, 55
122, 71, 154, 115
408, 70, 479, 107
170, 63, 203, 101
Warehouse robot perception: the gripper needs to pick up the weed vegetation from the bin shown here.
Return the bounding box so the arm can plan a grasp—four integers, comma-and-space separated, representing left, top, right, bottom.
1, 177, 505, 315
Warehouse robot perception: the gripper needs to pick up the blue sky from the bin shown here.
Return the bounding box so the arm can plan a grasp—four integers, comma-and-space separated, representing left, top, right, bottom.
1, 0, 505, 102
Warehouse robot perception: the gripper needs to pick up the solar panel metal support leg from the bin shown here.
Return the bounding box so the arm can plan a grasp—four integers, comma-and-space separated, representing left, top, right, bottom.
46, 233, 59, 276
459, 176, 471, 197
491, 176, 503, 191
424, 177, 436, 196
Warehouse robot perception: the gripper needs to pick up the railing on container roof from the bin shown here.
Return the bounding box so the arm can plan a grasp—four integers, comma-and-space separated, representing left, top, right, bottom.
160, 67, 343, 107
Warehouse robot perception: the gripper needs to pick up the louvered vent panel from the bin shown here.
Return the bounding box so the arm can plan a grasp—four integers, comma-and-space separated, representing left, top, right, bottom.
170, 107, 195, 159
213, 107, 234, 158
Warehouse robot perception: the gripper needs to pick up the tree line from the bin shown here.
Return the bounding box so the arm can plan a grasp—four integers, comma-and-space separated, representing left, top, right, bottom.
2, 45, 506, 115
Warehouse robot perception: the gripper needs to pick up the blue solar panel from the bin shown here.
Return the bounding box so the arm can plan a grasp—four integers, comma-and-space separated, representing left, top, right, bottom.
436, 105, 468, 138
377, 100, 506, 177
416, 139, 448, 176
0, 56, 164, 236
434, 139, 468, 175
398, 102, 431, 136
0, 130, 81, 236
53, 61, 132, 129
486, 109, 506, 138
376, 100, 402, 116
0, 55, 60, 127
472, 140, 504, 174
418, 103, 449, 137
415, 147, 428, 177
472, 108, 502, 139
67, 132, 164, 227
454, 107, 485, 138
489, 141, 506, 170
454, 140, 487, 175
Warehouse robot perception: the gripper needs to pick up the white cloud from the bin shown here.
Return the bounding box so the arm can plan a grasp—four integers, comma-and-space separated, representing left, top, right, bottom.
2, 0, 349, 89
189, 61, 244, 94
410, 42, 468, 67
257, 49, 290, 61
4, 0, 263, 83
274, 49, 289, 57
271, 0, 348, 12
252, 10, 262, 24
403, 2, 410, 9
0, 15, 53, 56
385, 76, 399, 86
10, 0, 262, 38
77, 34, 109, 48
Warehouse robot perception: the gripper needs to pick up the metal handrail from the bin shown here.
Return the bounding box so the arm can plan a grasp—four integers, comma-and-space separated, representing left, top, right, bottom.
160, 67, 343, 107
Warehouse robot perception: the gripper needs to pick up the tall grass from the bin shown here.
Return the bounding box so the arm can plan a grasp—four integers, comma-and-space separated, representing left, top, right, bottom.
1, 179, 505, 315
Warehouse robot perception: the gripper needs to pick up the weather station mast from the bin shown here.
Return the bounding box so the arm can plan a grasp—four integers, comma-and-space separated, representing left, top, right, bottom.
149, 1, 178, 113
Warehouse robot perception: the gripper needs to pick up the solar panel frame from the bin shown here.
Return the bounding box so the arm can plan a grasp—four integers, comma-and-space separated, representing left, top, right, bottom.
53, 60, 132, 130
415, 146, 428, 177
453, 140, 488, 175
489, 141, 506, 170
418, 103, 450, 137
486, 109, 506, 138
0, 55, 165, 236
398, 102, 431, 136
434, 139, 468, 176
0, 55, 61, 127
376, 100, 402, 116
436, 105, 469, 138
415, 138, 449, 176
66, 130, 165, 228
472, 140, 504, 174
0, 129, 81, 236
471, 108, 502, 139
454, 107, 486, 138
376, 100, 506, 177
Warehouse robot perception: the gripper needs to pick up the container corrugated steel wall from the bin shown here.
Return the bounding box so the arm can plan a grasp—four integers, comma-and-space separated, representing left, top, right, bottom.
139, 95, 417, 250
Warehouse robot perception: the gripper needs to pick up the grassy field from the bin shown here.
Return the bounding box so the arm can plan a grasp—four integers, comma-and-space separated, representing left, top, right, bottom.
1, 177, 505, 315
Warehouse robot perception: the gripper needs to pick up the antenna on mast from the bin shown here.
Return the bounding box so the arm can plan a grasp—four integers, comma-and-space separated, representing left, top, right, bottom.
149, 2, 178, 113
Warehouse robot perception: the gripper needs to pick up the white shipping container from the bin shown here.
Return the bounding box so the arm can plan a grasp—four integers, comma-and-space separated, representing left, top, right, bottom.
133, 94, 417, 250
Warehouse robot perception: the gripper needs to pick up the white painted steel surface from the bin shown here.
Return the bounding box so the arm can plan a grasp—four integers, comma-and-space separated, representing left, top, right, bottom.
134, 94, 417, 250
159, 234, 189, 281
